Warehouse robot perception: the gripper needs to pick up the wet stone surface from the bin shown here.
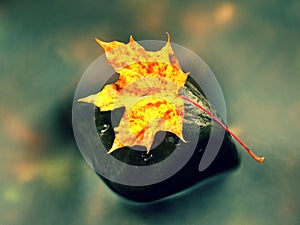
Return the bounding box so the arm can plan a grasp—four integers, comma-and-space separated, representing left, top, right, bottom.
94, 77, 240, 202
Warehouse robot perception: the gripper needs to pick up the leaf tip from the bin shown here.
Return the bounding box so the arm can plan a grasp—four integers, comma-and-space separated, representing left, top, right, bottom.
77, 97, 88, 103
146, 148, 151, 154
94, 37, 101, 44
95, 37, 109, 50
77, 94, 96, 104
129, 35, 135, 43
107, 137, 124, 154
165, 32, 170, 43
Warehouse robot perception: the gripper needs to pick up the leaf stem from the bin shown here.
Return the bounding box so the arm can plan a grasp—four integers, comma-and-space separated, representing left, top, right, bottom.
182, 96, 265, 163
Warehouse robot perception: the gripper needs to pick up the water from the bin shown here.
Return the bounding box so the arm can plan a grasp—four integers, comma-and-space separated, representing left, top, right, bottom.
0, 0, 299, 225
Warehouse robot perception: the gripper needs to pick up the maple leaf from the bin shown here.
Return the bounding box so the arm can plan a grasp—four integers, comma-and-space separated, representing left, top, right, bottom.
78, 33, 265, 164
79, 33, 188, 154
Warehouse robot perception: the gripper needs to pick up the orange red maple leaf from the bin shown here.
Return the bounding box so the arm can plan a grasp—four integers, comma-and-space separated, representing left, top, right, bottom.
79, 33, 188, 153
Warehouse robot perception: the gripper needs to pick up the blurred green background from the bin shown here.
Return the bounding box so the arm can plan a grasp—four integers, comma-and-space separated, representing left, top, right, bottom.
0, 0, 299, 224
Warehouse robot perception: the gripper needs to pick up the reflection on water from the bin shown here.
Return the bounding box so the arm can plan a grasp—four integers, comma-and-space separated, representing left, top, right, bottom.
0, 0, 299, 224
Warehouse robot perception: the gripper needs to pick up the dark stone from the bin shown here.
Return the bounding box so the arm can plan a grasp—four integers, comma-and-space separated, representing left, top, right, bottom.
94, 76, 240, 202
